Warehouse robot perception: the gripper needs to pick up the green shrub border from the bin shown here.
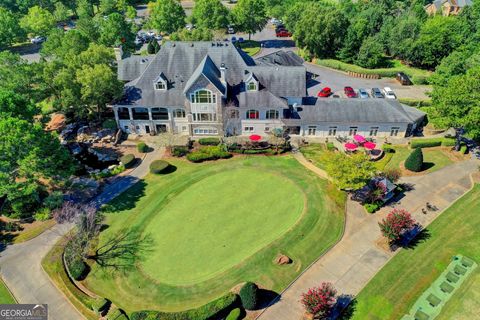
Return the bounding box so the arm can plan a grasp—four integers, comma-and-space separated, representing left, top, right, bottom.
410, 138, 456, 149
198, 137, 221, 146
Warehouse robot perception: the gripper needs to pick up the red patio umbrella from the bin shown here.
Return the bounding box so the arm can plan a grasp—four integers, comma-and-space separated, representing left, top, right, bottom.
249, 134, 262, 141
344, 143, 358, 151
353, 134, 366, 143
364, 142, 376, 150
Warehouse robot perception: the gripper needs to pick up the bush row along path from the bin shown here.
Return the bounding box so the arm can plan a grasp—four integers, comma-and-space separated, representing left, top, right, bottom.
258, 159, 478, 320
0, 145, 164, 320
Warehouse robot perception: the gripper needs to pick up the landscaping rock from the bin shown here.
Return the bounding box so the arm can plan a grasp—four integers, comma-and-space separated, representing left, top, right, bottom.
275, 254, 292, 265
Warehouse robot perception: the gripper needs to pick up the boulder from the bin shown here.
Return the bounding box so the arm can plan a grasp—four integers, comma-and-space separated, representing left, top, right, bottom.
275, 254, 292, 265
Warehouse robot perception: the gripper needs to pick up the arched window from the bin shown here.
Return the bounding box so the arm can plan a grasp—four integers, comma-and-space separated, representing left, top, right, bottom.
247, 81, 257, 91
151, 107, 169, 120
246, 109, 259, 119
265, 109, 279, 119
191, 90, 216, 103
173, 108, 186, 118
132, 107, 149, 120
155, 80, 166, 90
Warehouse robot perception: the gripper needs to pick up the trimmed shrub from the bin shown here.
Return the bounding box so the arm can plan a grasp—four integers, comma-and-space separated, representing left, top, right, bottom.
398, 98, 432, 107
120, 154, 136, 168
150, 160, 170, 174
326, 142, 335, 151
130, 293, 239, 320
365, 203, 379, 214
67, 258, 87, 281
172, 146, 188, 157
186, 146, 232, 163
226, 308, 241, 320
102, 119, 117, 129
43, 191, 64, 209
441, 138, 456, 147
137, 142, 148, 153
198, 137, 220, 146
460, 145, 468, 154
34, 207, 51, 221
411, 75, 429, 85
404, 147, 423, 172
382, 144, 394, 153
239, 282, 259, 310
91, 297, 109, 314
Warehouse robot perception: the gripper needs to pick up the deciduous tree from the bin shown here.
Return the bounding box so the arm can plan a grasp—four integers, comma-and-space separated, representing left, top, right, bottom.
301, 282, 337, 317
323, 152, 376, 190
191, 0, 229, 30
20, 5, 56, 36
232, 0, 268, 40
378, 208, 415, 242
148, 0, 186, 34
0, 7, 21, 49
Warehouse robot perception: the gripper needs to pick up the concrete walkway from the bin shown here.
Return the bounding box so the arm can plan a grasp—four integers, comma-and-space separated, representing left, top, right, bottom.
0, 146, 164, 320
258, 159, 478, 320
292, 152, 331, 181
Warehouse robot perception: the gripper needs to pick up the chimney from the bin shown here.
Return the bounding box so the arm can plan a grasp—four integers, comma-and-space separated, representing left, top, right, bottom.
220, 63, 227, 96
114, 46, 124, 62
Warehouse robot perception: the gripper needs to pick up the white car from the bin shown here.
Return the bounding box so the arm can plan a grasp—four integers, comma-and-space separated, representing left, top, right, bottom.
30, 36, 46, 44
383, 87, 397, 99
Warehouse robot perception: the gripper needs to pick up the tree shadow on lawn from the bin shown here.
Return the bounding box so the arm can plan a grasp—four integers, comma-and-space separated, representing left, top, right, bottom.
100, 179, 147, 213
422, 162, 435, 171
334, 295, 357, 320
390, 225, 431, 251
256, 289, 281, 309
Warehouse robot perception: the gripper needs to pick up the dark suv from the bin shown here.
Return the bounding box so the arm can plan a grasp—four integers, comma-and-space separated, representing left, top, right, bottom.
371, 88, 384, 98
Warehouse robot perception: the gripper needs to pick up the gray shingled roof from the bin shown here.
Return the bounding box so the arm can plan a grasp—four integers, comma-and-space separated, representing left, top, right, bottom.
118, 55, 154, 81
286, 99, 426, 124
183, 55, 226, 95
238, 90, 288, 109
119, 41, 307, 106
255, 50, 304, 67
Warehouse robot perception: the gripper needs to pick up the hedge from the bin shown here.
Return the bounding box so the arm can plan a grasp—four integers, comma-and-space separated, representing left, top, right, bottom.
226, 308, 241, 320
198, 137, 220, 146
66, 257, 87, 281
137, 142, 148, 153
382, 144, 395, 153
365, 203, 380, 214
398, 98, 432, 107
239, 282, 259, 310
315, 59, 432, 84
120, 154, 136, 168
460, 145, 468, 154
130, 293, 239, 320
172, 146, 188, 157
150, 160, 170, 174
405, 148, 423, 172
410, 138, 456, 149
186, 146, 232, 163
92, 297, 109, 315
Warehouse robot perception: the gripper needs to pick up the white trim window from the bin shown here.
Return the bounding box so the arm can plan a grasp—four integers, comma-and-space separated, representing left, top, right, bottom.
307, 126, 316, 136
244, 126, 254, 133
173, 108, 186, 118
265, 109, 279, 119
246, 109, 259, 119
349, 127, 358, 136
193, 113, 216, 122
370, 127, 379, 136
390, 127, 400, 136
194, 127, 218, 135
191, 89, 216, 104
328, 126, 337, 136
247, 81, 257, 91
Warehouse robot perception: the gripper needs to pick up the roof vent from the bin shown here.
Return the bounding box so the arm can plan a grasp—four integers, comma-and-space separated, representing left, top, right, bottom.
190, 43, 194, 47
172, 43, 176, 47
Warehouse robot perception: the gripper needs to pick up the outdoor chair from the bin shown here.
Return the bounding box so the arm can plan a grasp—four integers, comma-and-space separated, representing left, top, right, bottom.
414, 309, 430, 320
426, 294, 441, 307
454, 265, 467, 276
446, 272, 459, 283
461, 256, 474, 268
440, 281, 454, 294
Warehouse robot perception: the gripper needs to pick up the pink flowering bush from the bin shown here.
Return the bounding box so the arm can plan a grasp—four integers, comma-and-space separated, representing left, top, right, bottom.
301, 282, 337, 317
378, 209, 415, 241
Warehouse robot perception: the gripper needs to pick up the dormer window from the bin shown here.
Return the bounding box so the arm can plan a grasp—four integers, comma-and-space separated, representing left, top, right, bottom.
247, 81, 257, 91
155, 80, 166, 90
154, 73, 168, 90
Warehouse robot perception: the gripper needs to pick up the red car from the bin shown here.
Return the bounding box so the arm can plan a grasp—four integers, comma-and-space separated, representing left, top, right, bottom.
276, 30, 292, 37
344, 86, 356, 98
317, 87, 332, 97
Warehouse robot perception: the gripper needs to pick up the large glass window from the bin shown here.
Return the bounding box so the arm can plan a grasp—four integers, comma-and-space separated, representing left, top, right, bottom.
132, 107, 149, 120
173, 108, 186, 118
193, 113, 216, 122
265, 109, 279, 119
118, 107, 130, 120
247, 81, 257, 91
151, 107, 169, 120
191, 90, 216, 103
246, 109, 259, 119
193, 127, 218, 135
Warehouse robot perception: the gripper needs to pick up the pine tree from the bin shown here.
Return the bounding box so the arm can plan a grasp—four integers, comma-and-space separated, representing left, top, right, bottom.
405, 147, 423, 172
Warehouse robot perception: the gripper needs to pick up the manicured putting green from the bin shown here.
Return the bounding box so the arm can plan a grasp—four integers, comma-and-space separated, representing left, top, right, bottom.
141, 168, 305, 285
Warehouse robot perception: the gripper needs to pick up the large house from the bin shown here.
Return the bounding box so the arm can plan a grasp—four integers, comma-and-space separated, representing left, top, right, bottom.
425, 0, 472, 16
112, 41, 425, 138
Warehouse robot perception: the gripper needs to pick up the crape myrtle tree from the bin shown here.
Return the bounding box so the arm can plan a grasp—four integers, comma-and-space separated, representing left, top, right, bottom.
301, 282, 337, 318
378, 208, 416, 242
232, 0, 268, 40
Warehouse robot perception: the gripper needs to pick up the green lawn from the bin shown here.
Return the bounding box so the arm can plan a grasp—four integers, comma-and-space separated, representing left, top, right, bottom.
300, 143, 328, 169
84, 156, 345, 312
0, 278, 15, 304
385, 146, 454, 173
238, 40, 261, 56
351, 184, 480, 320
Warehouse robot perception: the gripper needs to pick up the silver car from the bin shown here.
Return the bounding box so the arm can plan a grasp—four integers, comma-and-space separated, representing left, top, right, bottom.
358, 88, 369, 98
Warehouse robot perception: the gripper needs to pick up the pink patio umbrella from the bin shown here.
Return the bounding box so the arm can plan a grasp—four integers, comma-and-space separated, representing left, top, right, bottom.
344, 143, 358, 151
364, 142, 377, 150
353, 134, 366, 143
249, 134, 262, 142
